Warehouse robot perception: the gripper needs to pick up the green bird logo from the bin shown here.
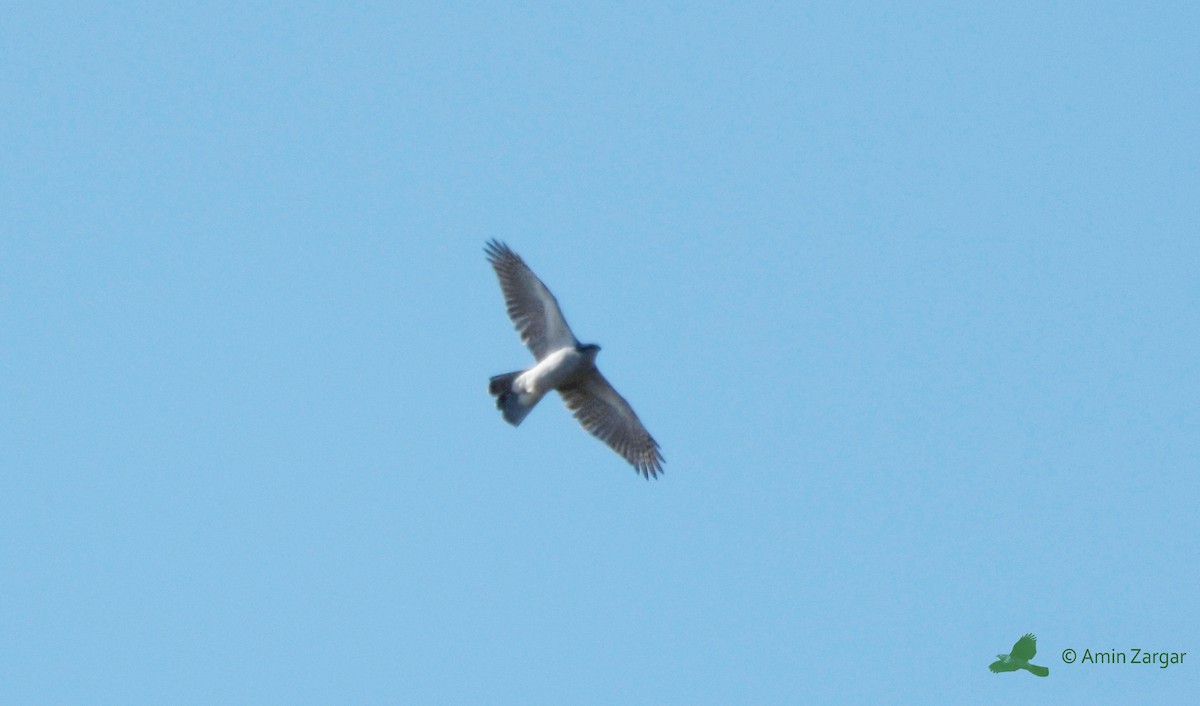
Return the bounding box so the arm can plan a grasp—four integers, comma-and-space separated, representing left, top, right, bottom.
989, 633, 1050, 677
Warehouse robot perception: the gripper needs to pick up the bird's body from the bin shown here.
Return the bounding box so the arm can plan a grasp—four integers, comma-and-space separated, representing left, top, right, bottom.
490, 345, 598, 426
517, 345, 598, 398
989, 634, 1049, 677
484, 240, 663, 478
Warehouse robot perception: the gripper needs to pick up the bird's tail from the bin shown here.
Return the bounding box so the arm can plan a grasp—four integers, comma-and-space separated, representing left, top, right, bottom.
489, 370, 539, 426
1024, 664, 1049, 677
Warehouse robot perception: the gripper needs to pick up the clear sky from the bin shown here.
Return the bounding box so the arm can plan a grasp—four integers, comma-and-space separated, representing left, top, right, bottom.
2, 3, 1197, 704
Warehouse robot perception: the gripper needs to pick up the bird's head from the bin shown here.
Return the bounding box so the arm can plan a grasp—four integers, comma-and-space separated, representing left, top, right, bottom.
578, 342, 601, 359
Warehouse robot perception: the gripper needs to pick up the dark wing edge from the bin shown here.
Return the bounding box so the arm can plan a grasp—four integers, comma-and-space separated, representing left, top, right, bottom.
484, 240, 577, 359
559, 371, 665, 479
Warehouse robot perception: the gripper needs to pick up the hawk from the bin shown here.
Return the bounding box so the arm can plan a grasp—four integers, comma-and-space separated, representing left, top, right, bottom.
484, 240, 664, 478
989, 634, 1050, 677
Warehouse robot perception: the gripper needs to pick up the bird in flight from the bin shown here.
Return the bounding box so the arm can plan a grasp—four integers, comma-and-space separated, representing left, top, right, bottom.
484, 240, 664, 479
989, 634, 1050, 677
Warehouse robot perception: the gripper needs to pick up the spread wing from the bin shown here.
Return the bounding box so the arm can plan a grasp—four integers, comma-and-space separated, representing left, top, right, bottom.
559, 370, 664, 478
989, 659, 1018, 673
1011, 634, 1038, 662
485, 240, 577, 360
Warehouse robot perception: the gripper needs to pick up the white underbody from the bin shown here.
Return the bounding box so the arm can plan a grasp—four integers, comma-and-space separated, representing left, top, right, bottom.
514, 347, 594, 402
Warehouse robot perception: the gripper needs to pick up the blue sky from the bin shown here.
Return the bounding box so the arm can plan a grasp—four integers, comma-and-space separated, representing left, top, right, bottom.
2, 2, 1197, 703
